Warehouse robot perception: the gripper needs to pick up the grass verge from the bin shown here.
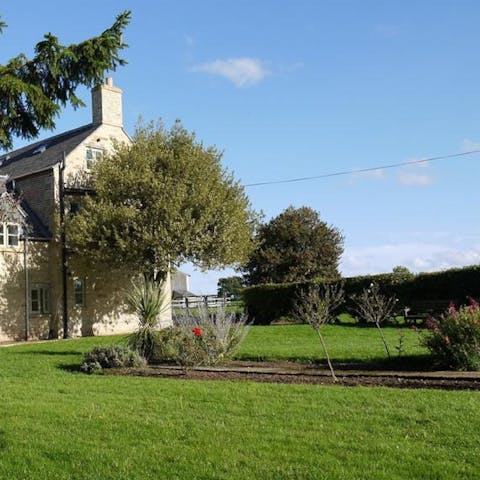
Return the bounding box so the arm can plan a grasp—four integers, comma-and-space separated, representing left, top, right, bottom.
0, 332, 478, 479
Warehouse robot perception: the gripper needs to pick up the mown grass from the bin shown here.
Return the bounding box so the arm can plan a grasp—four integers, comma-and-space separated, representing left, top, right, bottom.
238, 324, 429, 368
0, 328, 478, 479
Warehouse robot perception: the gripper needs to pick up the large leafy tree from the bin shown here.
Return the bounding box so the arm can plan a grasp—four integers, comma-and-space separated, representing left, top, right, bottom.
243, 206, 344, 285
67, 121, 256, 282
0, 11, 130, 150
217, 276, 244, 298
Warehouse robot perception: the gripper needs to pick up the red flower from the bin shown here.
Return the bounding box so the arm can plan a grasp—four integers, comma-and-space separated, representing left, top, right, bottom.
192, 327, 203, 337
410, 325, 419, 332
444, 336, 451, 345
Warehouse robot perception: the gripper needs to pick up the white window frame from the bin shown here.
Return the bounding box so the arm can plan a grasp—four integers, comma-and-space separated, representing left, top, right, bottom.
30, 285, 50, 315
7, 223, 19, 246
85, 146, 103, 171
73, 278, 86, 307
0, 223, 20, 247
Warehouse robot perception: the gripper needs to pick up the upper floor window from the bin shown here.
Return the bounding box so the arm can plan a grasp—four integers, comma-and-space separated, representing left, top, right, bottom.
85, 147, 103, 171
0, 223, 19, 247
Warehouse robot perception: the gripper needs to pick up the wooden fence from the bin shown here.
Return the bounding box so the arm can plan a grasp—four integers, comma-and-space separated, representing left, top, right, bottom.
172, 295, 232, 310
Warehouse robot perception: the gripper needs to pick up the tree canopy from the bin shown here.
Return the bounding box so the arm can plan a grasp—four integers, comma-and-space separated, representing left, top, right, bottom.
217, 276, 244, 298
0, 11, 130, 150
243, 206, 344, 285
67, 121, 256, 282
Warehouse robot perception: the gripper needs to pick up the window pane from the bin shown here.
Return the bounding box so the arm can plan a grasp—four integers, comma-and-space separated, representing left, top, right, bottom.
31, 289, 39, 313
7, 224, 18, 246
85, 147, 103, 171
0, 224, 4, 245
74, 279, 85, 306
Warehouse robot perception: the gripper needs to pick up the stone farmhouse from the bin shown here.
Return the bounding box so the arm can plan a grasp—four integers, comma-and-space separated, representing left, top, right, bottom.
0, 79, 172, 342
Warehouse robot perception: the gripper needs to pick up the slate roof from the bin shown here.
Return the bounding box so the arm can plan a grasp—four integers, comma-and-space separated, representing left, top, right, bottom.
0, 124, 98, 179
0, 193, 51, 240
20, 199, 52, 240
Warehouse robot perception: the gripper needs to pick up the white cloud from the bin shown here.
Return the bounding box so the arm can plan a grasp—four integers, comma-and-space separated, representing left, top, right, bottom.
184, 35, 194, 48
461, 138, 480, 152
397, 171, 433, 186
341, 242, 480, 277
191, 57, 270, 87
397, 162, 433, 186
349, 168, 386, 184
375, 24, 401, 38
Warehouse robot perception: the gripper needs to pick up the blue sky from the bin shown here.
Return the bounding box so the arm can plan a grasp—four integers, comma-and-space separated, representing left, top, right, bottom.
3, 1, 480, 293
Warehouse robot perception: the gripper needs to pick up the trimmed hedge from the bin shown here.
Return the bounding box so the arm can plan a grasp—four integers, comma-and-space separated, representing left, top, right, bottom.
241, 265, 480, 325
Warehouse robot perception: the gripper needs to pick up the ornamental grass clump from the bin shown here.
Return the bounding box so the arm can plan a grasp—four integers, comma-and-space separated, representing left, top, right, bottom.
421, 300, 480, 370
173, 305, 249, 368
127, 278, 170, 362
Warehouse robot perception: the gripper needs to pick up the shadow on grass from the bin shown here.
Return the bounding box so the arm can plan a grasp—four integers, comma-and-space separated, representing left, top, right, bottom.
15, 350, 85, 356
331, 354, 434, 371
236, 354, 434, 371
333, 321, 423, 329
0, 431, 7, 451
57, 363, 83, 373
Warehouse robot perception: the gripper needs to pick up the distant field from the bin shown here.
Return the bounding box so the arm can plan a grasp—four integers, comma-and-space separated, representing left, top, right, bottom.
0, 328, 477, 479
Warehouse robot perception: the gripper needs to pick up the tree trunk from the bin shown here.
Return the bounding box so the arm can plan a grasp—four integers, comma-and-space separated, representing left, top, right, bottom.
315, 328, 338, 382
375, 321, 391, 359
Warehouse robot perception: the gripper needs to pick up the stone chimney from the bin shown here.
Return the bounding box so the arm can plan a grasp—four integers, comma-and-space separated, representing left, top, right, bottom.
91, 77, 123, 127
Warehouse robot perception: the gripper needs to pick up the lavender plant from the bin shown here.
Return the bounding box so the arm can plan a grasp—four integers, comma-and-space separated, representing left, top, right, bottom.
173, 305, 249, 368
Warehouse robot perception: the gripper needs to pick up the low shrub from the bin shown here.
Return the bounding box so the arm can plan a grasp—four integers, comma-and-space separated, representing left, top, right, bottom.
81, 345, 146, 374
150, 327, 186, 363
421, 301, 480, 370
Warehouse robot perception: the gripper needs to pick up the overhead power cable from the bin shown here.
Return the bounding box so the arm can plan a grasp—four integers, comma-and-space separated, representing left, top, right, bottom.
244, 149, 480, 187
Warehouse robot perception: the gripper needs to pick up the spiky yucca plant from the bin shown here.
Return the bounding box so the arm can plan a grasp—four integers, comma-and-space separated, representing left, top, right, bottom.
127, 279, 169, 362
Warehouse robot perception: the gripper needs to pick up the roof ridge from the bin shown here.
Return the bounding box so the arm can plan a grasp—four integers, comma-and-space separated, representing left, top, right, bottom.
0, 123, 95, 160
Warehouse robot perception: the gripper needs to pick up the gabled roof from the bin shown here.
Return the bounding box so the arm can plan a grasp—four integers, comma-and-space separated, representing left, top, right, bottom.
0, 124, 98, 179
19, 199, 51, 240
0, 193, 51, 240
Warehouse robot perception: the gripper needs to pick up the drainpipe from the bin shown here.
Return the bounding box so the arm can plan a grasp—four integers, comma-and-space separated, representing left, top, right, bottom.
23, 234, 30, 340
59, 152, 69, 338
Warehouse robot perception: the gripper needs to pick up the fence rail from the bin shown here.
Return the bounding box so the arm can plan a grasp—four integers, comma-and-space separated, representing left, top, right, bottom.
172, 295, 232, 309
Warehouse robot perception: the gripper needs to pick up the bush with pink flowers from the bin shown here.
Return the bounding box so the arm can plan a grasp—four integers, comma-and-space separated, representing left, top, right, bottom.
421, 300, 480, 370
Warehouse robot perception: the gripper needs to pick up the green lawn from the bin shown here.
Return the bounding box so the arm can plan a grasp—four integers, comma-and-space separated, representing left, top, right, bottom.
238, 324, 429, 367
0, 328, 478, 479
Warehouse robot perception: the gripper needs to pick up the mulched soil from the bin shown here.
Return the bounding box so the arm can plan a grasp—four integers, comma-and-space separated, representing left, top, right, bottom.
112, 360, 480, 391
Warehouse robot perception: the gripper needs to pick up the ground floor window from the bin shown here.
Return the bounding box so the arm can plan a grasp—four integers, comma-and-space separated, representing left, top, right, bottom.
30, 285, 50, 314
73, 278, 86, 306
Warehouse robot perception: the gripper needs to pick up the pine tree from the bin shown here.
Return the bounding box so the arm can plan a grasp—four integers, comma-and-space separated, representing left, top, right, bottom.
0, 11, 131, 150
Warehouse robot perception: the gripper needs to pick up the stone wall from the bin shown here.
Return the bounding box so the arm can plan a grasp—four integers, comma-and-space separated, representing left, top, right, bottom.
0, 241, 51, 341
